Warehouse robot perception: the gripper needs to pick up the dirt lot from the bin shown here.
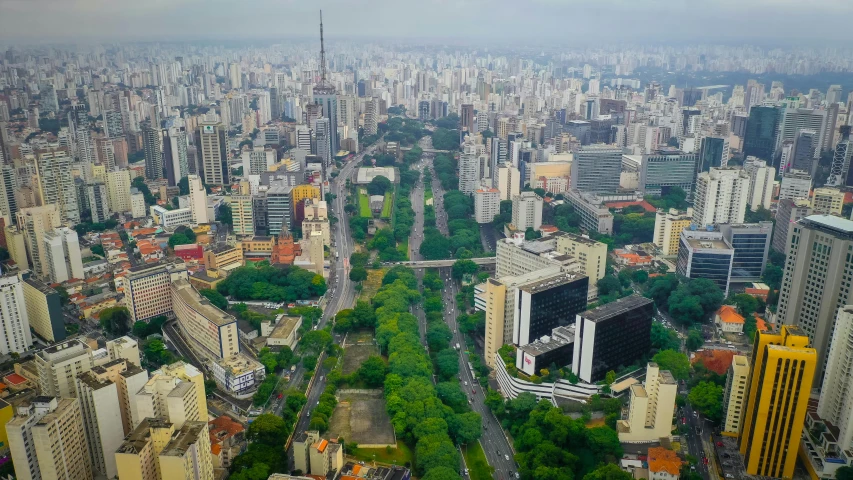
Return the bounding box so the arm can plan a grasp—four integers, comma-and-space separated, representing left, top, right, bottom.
341, 342, 379, 376
327, 389, 396, 447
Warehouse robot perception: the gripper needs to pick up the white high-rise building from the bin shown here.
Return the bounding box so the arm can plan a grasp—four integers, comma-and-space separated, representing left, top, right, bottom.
511, 192, 543, 231
107, 168, 133, 214
459, 142, 483, 195
692, 167, 750, 227
474, 187, 500, 224
496, 164, 520, 201
242, 146, 276, 175
817, 306, 853, 453
778, 169, 812, 202
743, 157, 775, 211
187, 175, 209, 225
43, 227, 84, 283
0, 274, 33, 355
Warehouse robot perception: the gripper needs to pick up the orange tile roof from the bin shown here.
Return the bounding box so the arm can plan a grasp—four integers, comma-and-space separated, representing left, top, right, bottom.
316, 439, 328, 453
717, 305, 744, 324
211, 444, 222, 456
756, 316, 772, 332
648, 447, 681, 475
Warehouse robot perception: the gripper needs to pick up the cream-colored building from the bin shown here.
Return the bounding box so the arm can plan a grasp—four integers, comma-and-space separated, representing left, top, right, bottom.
23, 275, 66, 342
266, 315, 303, 350
306, 231, 325, 276
723, 355, 749, 437
188, 174, 209, 225
126, 260, 188, 322
653, 208, 694, 256
35, 338, 94, 398
136, 362, 208, 429
554, 231, 607, 299
115, 418, 214, 480
75, 371, 126, 479
42, 226, 84, 283
171, 279, 239, 360
293, 430, 343, 477
204, 245, 243, 271
16, 204, 61, 278
230, 194, 254, 237
7, 397, 92, 480
474, 187, 500, 224
130, 191, 147, 218
5, 225, 29, 270
302, 198, 330, 246
496, 164, 521, 202
107, 168, 132, 214
107, 336, 142, 367
617, 363, 678, 443
812, 187, 845, 215
0, 274, 33, 356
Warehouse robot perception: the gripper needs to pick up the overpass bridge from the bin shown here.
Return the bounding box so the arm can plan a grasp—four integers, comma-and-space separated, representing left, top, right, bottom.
400, 146, 453, 154
381, 257, 496, 269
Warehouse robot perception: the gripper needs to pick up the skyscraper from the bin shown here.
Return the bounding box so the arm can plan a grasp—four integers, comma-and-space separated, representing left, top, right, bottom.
778, 215, 853, 378
35, 149, 79, 224
640, 149, 698, 198
817, 306, 853, 453
314, 117, 332, 165
42, 227, 84, 283
697, 136, 729, 172
69, 103, 96, 164
0, 164, 18, 224
142, 122, 163, 181
86, 182, 110, 223
187, 175, 208, 225
570, 145, 622, 193
7, 397, 93, 480
0, 273, 32, 355
739, 326, 816, 478
743, 157, 775, 211
16, 205, 61, 278
198, 121, 229, 185
742, 105, 780, 163
312, 11, 338, 165
692, 167, 749, 227
163, 126, 188, 186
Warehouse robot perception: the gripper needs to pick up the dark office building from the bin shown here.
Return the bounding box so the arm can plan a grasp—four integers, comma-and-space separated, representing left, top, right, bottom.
698, 136, 728, 172
676, 229, 735, 297
720, 222, 773, 282
590, 118, 616, 144
357, 80, 366, 97
565, 120, 591, 145
743, 106, 781, 163
571, 295, 654, 383
599, 98, 627, 115
514, 272, 588, 346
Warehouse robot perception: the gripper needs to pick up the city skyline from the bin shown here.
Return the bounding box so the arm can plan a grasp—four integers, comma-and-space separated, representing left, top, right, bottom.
3, 0, 853, 43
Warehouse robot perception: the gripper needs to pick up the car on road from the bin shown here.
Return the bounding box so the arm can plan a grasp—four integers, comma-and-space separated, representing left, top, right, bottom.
505, 455, 510, 461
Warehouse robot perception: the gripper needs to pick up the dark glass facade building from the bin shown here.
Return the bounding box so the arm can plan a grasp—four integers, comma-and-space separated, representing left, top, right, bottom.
514, 273, 588, 346
721, 222, 773, 282
571, 295, 655, 383
676, 229, 735, 296
743, 106, 781, 163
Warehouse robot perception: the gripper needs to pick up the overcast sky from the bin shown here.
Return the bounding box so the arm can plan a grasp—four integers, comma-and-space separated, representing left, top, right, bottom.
1, 0, 852, 44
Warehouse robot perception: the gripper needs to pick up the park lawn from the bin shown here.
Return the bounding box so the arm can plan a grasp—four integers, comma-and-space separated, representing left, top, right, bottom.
359, 190, 372, 217
358, 268, 386, 302
397, 238, 409, 260
381, 191, 393, 218
463, 440, 494, 480
349, 441, 413, 466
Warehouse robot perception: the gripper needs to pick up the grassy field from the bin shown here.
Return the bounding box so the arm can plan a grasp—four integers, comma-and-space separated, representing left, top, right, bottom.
358, 189, 372, 217
397, 238, 409, 260
358, 268, 386, 302
381, 191, 393, 218
349, 441, 413, 466
463, 441, 494, 480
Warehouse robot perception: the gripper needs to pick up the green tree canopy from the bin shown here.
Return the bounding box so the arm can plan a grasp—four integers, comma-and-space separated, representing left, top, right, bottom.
652, 350, 690, 380
688, 381, 724, 424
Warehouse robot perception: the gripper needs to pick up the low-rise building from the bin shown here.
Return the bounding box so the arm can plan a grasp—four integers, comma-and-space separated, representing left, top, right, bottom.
266, 314, 302, 350
171, 278, 239, 360
204, 245, 243, 271
211, 353, 266, 398
715, 305, 745, 333
150, 205, 193, 228
648, 447, 681, 480
292, 430, 344, 477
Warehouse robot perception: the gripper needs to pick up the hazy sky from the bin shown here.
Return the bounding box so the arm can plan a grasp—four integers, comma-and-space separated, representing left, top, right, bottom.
2, 0, 853, 43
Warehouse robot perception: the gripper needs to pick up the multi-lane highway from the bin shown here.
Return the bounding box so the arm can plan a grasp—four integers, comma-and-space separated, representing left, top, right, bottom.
287, 144, 377, 466
415, 143, 517, 479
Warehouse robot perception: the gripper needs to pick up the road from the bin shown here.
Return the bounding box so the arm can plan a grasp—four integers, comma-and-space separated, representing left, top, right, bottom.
438, 268, 517, 479
417, 143, 516, 479
287, 144, 378, 467
681, 400, 715, 480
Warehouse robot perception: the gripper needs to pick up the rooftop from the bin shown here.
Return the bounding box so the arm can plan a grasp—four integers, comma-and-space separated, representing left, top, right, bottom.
800, 215, 853, 239
519, 329, 574, 356
648, 447, 682, 475
580, 295, 653, 322
270, 315, 301, 338
519, 272, 587, 294
172, 278, 236, 326
717, 305, 745, 324
160, 421, 208, 458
